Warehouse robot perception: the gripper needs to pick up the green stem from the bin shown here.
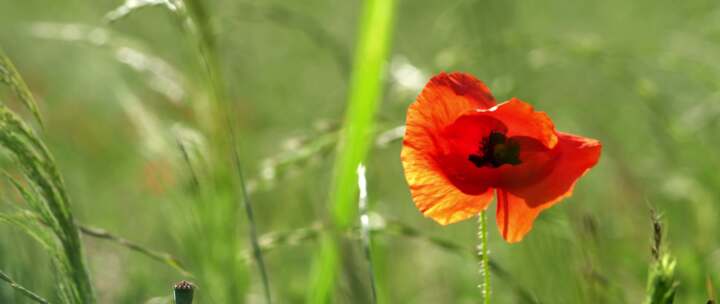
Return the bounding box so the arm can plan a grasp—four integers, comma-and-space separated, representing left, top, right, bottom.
79, 223, 191, 276
479, 212, 491, 304
182, 1, 271, 302
0, 269, 49, 304
307, 0, 395, 302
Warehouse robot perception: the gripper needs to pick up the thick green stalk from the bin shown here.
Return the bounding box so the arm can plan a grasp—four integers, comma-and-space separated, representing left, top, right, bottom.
307, 0, 396, 302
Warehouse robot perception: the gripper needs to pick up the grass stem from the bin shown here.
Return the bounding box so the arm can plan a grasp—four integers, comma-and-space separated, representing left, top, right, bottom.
79, 224, 191, 276
182, 1, 272, 302
0, 269, 49, 304
234, 157, 273, 303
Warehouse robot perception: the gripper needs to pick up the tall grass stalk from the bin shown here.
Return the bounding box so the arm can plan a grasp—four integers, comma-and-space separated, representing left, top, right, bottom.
0, 48, 95, 303
182, 1, 271, 301
106, 1, 256, 301
99, 2, 252, 300
308, 0, 396, 301
233, 153, 273, 302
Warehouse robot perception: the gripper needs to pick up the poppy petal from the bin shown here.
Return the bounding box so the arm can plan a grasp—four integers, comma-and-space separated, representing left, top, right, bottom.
401, 72, 497, 224
497, 132, 601, 242
483, 98, 558, 149
402, 135, 494, 225
496, 189, 541, 243
402, 72, 497, 185
405, 152, 495, 224
495, 136, 555, 189
436, 114, 508, 193
412, 72, 496, 133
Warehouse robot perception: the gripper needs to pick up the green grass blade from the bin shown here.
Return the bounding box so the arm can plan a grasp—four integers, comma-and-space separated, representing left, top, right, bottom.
228, 141, 270, 297
233, 155, 273, 303
183, 1, 269, 301
308, 1, 396, 300
328, 0, 396, 230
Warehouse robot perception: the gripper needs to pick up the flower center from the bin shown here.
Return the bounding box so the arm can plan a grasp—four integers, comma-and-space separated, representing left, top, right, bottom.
468, 131, 522, 168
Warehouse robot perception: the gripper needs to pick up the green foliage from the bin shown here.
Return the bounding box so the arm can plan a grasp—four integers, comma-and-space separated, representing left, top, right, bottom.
645, 211, 678, 304
1, 0, 720, 303
0, 51, 94, 302
645, 255, 678, 304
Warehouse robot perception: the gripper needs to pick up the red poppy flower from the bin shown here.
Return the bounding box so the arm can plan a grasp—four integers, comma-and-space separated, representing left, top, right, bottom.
401, 72, 601, 243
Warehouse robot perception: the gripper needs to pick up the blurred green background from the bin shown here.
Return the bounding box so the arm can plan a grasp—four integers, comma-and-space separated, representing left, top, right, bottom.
1, 0, 720, 303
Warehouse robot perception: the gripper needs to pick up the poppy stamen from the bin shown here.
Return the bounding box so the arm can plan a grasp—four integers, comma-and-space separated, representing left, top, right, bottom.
468, 131, 521, 168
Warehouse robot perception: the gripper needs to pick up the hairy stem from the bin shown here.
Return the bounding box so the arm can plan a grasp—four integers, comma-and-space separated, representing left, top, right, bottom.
479, 212, 491, 304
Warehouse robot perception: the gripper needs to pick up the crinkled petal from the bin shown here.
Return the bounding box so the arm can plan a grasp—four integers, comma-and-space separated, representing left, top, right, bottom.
497, 132, 601, 242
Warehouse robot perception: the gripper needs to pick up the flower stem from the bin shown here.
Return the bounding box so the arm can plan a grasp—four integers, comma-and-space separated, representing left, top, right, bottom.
478, 212, 491, 304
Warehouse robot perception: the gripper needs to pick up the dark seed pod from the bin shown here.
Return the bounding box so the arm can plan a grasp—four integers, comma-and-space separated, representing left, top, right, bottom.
173, 280, 195, 304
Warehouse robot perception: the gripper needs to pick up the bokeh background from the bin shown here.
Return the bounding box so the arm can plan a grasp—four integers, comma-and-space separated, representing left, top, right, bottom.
1, 0, 720, 303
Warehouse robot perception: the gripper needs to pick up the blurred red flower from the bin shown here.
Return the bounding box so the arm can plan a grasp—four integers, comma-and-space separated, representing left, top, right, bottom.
401, 72, 601, 242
